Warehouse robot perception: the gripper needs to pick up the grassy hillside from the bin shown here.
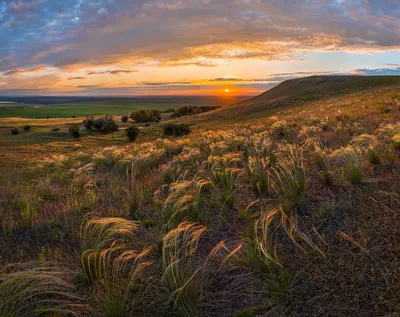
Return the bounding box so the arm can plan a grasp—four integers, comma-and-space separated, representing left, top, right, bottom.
1, 77, 400, 316
207, 75, 400, 120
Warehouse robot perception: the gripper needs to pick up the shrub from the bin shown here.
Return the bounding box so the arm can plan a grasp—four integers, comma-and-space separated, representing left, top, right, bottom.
172, 105, 219, 117
126, 125, 140, 142
121, 115, 129, 123
150, 109, 162, 120
51, 128, 60, 132
10, 127, 20, 135
271, 120, 289, 138
94, 115, 119, 134
130, 109, 158, 123
69, 124, 81, 138
163, 123, 191, 136
23, 125, 31, 131
83, 116, 94, 129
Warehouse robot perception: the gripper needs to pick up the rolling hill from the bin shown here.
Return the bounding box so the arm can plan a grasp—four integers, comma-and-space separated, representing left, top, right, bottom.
211, 75, 400, 120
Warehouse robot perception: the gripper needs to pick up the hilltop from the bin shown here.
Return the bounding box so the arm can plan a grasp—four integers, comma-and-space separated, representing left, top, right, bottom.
194, 75, 400, 122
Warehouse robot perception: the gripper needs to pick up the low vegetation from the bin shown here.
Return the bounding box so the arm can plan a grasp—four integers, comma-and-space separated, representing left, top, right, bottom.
1, 76, 400, 316
163, 123, 191, 136
130, 109, 161, 123
172, 105, 220, 117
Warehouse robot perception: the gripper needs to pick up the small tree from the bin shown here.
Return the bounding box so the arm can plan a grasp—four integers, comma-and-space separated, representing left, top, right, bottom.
11, 127, 20, 135
163, 123, 191, 136
83, 116, 94, 129
23, 125, 31, 131
126, 125, 140, 141
94, 115, 119, 134
130, 109, 155, 123
121, 115, 129, 123
69, 124, 81, 138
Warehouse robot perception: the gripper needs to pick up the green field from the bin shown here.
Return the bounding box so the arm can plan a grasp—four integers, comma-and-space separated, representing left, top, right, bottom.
0, 96, 247, 118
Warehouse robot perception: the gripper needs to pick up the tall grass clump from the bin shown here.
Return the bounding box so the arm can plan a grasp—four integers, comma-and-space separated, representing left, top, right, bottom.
94, 246, 153, 317
69, 124, 81, 138
162, 222, 222, 317
211, 166, 242, 209
305, 139, 333, 186
0, 263, 77, 316
230, 207, 281, 275
270, 145, 307, 215
271, 120, 289, 138
80, 216, 140, 284
376, 122, 400, 164
161, 178, 212, 230
351, 134, 381, 165
247, 156, 270, 196
332, 146, 364, 185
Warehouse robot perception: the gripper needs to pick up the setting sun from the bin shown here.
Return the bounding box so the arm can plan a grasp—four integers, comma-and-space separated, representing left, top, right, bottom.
224, 88, 230, 93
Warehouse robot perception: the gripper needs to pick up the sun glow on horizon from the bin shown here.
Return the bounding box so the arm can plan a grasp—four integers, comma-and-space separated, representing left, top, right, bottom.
224, 88, 230, 93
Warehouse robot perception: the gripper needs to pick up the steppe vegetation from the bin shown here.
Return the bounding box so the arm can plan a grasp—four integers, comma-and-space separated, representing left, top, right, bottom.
1, 77, 400, 316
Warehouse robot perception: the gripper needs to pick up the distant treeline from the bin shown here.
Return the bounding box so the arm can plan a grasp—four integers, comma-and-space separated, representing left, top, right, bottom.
171, 105, 220, 118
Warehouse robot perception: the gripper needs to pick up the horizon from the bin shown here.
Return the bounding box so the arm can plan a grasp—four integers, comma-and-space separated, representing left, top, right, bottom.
1, 1, 400, 96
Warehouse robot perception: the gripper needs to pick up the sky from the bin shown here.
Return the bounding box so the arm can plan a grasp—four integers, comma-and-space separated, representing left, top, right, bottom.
0, 0, 400, 96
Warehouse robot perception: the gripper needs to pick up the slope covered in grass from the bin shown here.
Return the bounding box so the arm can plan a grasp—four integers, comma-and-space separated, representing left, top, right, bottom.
1, 78, 400, 316
203, 75, 400, 121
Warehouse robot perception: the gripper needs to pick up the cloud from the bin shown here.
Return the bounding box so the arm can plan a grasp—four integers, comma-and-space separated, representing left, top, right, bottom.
211, 77, 244, 82
87, 69, 138, 75
138, 81, 194, 86
68, 76, 86, 80
352, 67, 400, 76
76, 85, 101, 88
1, 0, 400, 74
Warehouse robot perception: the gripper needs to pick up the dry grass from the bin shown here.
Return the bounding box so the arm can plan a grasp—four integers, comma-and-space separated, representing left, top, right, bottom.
1, 81, 400, 316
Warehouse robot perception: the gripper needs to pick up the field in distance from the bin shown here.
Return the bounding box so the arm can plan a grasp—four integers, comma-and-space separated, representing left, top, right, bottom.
0, 95, 248, 118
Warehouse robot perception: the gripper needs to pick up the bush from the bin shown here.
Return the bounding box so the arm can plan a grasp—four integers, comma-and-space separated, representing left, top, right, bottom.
94, 115, 119, 134
121, 115, 129, 123
130, 109, 156, 123
172, 105, 219, 117
163, 123, 191, 136
126, 125, 140, 141
69, 124, 81, 138
83, 116, 94, 129
11, 127, 20, 135
150, 109, 162, 120
23, 125, 31, 131
271, 120, 289, 138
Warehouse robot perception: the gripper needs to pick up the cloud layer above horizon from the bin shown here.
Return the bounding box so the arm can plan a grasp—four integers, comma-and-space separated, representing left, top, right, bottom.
1, 0, 400, 95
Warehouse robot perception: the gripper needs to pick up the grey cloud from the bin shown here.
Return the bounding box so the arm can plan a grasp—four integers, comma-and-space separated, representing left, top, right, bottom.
1, 0, 400, 73
87, 69, 138, 75
352, 67, 400, 76
138, 81, 194, 86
